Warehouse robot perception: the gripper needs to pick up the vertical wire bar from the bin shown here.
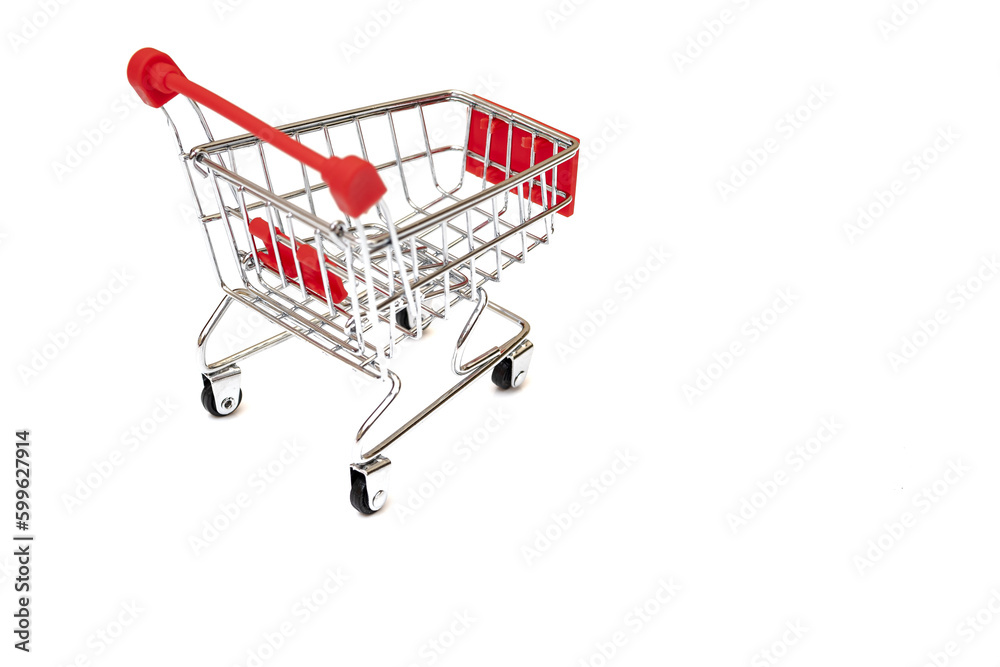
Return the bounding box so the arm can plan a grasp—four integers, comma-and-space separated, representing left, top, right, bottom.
352, 117, 396, 356
386, 236, 397, 358
467, 113, 494, 293
456, 103, 472, 191
491, 189, 501, 281
415, 103, 456, 317
386, 110, 422, 338
188, 99, 216, 141
296, 130, 318, 216
441, 217, 450, 319
257, 142, 287, 286
387, 111, 413, 205
535, 138, 552, 242
417, 105, 442, 191
540, 167, 551, 241
313, 232, 337, 322
384, 111, 406, 346
209, 171, 246, 283
504, 118, 525, 262
286, 213, 309, 303
221, 146, 241, 208
195, 199, 225, 286
323, 125, 336, 157
188, 111, 231, 286
527, 131, 538, 244
237, 187, 262, 279
342, 238, 365, 351
410, 234, 422, 340
226, 146, 261, 281
357, 222, 388, 380
464, 207, 476, 294
353, 119, 387, 233
381, 201, 417, 349
552, 143, 560, 237
483, 116, 501, 279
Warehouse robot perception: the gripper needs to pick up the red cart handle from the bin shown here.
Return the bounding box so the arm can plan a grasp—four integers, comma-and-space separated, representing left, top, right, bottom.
127, 48, 385, 218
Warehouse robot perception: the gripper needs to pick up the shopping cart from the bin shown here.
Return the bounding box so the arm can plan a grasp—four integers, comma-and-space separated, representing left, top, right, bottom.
127, 48, 581, 514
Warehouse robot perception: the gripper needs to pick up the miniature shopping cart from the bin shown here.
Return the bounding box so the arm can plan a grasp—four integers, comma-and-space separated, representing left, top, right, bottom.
128, 48, 580, 514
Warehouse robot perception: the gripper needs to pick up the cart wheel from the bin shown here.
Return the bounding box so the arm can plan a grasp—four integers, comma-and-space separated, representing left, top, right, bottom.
492, 339, 534, 390
350, 469, 378, 515
491, 358, 514, 390
350, 456, 391, 515
201, 376, 243, 417
395, 308, 412, 331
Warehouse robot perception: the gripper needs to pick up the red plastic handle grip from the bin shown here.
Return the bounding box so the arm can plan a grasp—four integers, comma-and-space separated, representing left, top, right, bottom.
127, 48, 385, 218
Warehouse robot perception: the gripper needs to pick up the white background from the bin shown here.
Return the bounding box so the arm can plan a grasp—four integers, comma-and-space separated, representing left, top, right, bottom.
3, 0, 1000, 665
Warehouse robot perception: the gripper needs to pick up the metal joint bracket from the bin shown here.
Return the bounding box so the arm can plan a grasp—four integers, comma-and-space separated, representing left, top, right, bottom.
351, 456, 391, 512
508, 339, 533, 388
203, 366, 242, 416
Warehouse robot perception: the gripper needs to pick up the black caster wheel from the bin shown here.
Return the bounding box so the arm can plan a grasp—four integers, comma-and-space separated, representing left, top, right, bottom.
395, 308, 412, 330
491, 358, 514, 390
201, 378, 242, 417
350, 457, 390, 515
350, 469, 378, 515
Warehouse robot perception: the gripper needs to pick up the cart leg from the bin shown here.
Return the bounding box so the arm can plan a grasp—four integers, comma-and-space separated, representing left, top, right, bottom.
345, 296, 531, 514
197, 296, 244, 417
348, 371, 400, 514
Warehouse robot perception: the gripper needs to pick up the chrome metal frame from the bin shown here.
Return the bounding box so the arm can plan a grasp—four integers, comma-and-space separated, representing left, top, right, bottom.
160, 89, 579, 512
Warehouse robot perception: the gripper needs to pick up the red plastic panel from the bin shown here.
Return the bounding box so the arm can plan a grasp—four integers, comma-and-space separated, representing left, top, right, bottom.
465, 99, 579, 217
249, 219, 348, 303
